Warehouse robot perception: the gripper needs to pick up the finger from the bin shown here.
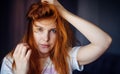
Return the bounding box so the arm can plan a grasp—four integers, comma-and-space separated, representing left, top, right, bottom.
25, 49, 32, 61
41, 0, 49, 3
13, 43, 22, 57
13, 43, 28, 58
21, 45, 30, 58
22, 43, 29, 46
18, 43, 29, 55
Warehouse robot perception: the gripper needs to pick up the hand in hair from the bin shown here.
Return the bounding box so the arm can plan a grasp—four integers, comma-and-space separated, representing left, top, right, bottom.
41, 0, 57, 4
13, 43, 31, 74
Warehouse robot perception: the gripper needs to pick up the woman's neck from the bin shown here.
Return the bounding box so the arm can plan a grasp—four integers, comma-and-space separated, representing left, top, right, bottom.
39, 52, 50, 58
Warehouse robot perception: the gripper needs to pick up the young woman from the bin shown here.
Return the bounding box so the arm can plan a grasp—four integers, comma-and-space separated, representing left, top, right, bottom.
0, 0, 112, 74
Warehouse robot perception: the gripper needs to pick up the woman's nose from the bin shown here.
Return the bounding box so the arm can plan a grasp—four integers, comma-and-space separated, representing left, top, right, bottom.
43, 31, 49, 42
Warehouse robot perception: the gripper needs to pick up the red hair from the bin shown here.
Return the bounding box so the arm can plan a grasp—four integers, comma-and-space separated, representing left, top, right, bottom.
11, 1, 76, 74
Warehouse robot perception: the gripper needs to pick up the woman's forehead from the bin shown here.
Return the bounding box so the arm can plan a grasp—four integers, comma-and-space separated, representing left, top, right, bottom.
33, 19, 56, 28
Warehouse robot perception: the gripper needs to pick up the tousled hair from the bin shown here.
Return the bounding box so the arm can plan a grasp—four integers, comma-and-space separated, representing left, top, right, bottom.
11, 1, 77, 74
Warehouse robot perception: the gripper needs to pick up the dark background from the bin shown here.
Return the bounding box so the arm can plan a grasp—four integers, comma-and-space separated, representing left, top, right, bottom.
0, 0, 120, 73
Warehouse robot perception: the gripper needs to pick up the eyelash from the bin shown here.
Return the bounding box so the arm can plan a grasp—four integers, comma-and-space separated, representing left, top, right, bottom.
34, 27, 56, 33
51, 29, 56, 33
38, 28, 43, 31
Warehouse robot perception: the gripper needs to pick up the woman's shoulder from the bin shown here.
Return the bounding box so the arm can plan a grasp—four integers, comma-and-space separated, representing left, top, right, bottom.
2, 53, 13, 66
68, 46, 84, 71
0, 53, 14, 74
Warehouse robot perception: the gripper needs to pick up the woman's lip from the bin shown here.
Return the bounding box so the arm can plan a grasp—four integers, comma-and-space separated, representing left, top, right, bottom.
40, 44, 49, 48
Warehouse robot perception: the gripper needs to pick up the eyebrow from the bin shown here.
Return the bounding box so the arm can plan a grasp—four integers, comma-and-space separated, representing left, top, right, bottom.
33, 24, 41, 27
33, 24, 56, 29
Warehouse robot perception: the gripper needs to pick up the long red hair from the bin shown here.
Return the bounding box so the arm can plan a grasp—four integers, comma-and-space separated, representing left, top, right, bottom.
11, 1, 76, 74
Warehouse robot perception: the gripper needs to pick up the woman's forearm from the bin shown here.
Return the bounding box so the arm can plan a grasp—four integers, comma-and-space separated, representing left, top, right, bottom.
55, 2, 112, 48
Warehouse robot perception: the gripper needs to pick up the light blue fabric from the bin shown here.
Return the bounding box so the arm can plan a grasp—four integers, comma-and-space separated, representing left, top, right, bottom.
69, 46, 84, 71
0, 56, 13, 74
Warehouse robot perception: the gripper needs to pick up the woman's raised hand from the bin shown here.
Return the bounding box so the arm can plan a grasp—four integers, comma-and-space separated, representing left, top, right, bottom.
41, 0, 58, 5
13, 43, 31, 74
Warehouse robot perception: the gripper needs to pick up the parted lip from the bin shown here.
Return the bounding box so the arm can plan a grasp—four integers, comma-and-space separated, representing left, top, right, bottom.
40, 44, 50, 48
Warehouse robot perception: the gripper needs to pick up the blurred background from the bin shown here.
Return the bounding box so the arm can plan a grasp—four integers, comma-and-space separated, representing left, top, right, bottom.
0, 0, 120, 74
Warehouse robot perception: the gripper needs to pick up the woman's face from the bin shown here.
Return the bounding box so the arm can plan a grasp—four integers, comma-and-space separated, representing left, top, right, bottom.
33, 19, 57, 56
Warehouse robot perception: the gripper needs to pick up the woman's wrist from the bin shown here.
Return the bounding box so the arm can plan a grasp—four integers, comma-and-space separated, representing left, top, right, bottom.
54, 1, 69, 18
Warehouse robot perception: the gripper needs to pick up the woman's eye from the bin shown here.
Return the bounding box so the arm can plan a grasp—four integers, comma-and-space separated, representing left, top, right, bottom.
34, 28, 43, 33
38, 28, 43, 31
51, 29, 56, 33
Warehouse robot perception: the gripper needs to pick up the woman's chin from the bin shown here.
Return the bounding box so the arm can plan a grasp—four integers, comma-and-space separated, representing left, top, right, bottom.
38, 46, 53, 57
39, 50, 50, 57
40, 51, 49, 54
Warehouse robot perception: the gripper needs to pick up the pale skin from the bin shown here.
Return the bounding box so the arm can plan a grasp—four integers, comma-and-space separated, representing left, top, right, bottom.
13, 19, 57, 74
43, 0, 112, 65
13, 43, 31, 74
13, 0, 112, 74
33, 19, 57, 58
